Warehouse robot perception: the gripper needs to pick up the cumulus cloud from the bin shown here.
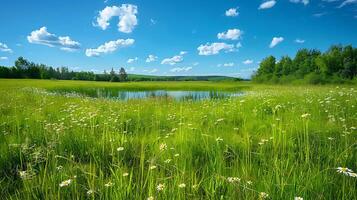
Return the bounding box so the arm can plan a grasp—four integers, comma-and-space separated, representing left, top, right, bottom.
243, 59, 253, 65
290, 0, 309, 5
0, 42, 13, 53
269, 37, 284, 48
146, 54, 158, 63
85, 38, 134, 57
0, 56, 8, 60
295, 39, 305, 43
27, 27, 80, 51
258, 0, 276, 10
170, 67, 193, 72
161, 52, 186, 65
217, 29, 243, 40
338, 0, 357, 8
127, 57, 138, 63
225, 8, 239, 17
197, 42, 240, 56
95, 4, 138, 33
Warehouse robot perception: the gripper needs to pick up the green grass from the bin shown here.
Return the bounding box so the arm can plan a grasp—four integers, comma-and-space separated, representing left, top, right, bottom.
0, 79, 356, 199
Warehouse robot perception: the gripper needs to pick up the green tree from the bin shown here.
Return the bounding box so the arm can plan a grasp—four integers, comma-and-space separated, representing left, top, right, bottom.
119, 67, 128, 82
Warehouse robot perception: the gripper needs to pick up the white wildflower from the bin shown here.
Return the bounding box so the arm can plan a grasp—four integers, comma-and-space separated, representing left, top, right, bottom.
157, 183, 165, 191
104, 181, 113, 187
59, 179, 72, 187
159, 143, 167, 151
259, 192, 269, 199
117, 147, 124, 152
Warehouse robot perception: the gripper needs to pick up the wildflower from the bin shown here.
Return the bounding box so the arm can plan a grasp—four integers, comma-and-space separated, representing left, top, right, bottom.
164, 159, 172, 163
216, 137, 223, 142
159, 143, 167, 151
216, 118, 224, 122
59, 179, 72, 187
227, 177, 240, 183
147, 196, 154, 200
294, 197, 303, 200
87, 189, 94, 195
19, 170, 33, 180
104, 181, 113, 187
233, 127, 239, 131
336, 167, 353, 176
259, 192, 269, 199
123, 172, 129, 177
301, 113, 311, 119
156, 183, 165, 191
174, 154, 180, 157
246, 180, 252, 185
56, 165, 63, 171
178, 183, 186, 188
117, 147, 124, 152
348, 172, 357, 178
192, 184, 198, 189
149, 165, 157, 170
327, 137, 335, 140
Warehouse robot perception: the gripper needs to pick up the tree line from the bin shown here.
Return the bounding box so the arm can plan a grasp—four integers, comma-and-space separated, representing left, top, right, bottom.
0, 57, 128, 82
252, 45, 357, 84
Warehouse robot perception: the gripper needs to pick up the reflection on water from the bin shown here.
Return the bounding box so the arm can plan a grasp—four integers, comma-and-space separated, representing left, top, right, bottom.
50, 88, 243, 101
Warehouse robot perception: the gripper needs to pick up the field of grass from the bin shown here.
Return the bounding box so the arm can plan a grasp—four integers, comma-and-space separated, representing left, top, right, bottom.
0, 79, 356, 199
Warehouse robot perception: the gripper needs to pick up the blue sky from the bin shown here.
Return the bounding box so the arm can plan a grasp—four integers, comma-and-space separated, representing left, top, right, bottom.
0, 0, 356, 78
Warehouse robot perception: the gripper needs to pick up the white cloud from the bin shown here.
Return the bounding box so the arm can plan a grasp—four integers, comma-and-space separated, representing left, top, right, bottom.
95, 4, 138, 33
0, 56, 8, 60
243, 59, 253, 65
217, 63, 234, 67
295, 39, 305, 43
143, 68, 158, 73
225, 8, 239, 17
338, 0, 357, 8
290, 0, 309, 5
179, 51, 187, 55
146, 54, 158, 63
269, 37, 284, 48
0, 43, 13, 53
170, 67, 193, 72
217, 29, 243, 40
197, 42, 237, 56
258, 0, 277, 10
85, 38, 134, 57
193, 62, 199, 66
127, 57, 138, 63
161, 52, 186, 65
27, 27, 80, 51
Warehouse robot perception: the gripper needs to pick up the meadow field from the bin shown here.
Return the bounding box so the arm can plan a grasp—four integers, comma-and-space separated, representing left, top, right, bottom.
0, 79, 356, 200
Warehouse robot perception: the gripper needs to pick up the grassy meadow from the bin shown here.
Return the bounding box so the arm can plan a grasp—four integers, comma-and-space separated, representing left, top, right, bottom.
0, 79, 356, 199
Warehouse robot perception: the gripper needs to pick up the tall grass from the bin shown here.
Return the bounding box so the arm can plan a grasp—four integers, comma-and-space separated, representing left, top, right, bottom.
0, 79, 356, 199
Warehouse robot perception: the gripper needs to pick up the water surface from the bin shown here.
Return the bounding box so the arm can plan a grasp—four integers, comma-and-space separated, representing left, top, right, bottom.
50, 88, 243, 101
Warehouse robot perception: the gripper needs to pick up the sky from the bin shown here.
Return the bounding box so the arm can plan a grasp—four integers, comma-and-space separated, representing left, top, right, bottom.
0, 0, 356, 78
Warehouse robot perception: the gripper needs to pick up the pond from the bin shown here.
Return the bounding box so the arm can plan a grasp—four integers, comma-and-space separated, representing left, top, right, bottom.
49, 88, 243, 101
